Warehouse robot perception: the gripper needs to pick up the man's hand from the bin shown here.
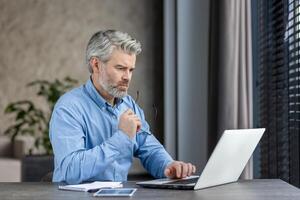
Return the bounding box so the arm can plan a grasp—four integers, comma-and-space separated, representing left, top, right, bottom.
118, 109, 141, 139
164, 161, 196, 179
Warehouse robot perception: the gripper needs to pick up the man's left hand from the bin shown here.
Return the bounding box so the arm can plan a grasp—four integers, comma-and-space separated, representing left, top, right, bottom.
164, 161, 196, 179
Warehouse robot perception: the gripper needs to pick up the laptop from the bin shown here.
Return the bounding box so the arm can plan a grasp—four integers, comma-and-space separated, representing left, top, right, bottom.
136, 128, 265, 190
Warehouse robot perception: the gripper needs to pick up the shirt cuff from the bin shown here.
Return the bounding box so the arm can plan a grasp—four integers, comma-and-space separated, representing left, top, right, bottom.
161, 159, 174, 178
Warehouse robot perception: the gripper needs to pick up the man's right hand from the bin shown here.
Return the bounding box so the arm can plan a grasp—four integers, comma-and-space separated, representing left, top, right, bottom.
118, 109, 141, 139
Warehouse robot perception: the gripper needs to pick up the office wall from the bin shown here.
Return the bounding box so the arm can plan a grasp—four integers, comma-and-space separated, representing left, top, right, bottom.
0, 0, 163, 145
164, 0, 210, 171
177, 0, 210, 171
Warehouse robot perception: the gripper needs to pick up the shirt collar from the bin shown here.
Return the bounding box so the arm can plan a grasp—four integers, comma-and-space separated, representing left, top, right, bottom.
84, 77, 124, 109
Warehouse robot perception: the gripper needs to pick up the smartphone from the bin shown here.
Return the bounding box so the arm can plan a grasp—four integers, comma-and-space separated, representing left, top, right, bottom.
93, 188, 137, 197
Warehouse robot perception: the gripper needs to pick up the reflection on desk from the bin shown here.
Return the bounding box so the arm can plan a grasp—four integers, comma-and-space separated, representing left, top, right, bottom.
0, 179, 299, 200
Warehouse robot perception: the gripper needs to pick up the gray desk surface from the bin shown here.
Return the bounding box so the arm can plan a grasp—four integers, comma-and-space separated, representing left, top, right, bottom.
0, 179, 299, 200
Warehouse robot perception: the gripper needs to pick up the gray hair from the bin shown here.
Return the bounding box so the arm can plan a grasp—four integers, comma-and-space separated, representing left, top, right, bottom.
86, 30, 142, 73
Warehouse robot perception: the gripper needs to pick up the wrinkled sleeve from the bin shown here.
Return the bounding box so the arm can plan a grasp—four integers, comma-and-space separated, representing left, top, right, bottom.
49, 105, 134, 184
133, 104, 174, 178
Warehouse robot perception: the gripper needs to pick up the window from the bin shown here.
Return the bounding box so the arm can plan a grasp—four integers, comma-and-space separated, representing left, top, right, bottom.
256, 0, 300, 187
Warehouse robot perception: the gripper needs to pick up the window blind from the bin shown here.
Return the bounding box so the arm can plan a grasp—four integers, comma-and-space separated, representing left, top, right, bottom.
257, 0, 300, 187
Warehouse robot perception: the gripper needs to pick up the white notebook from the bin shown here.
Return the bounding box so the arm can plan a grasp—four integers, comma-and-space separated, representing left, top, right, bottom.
58, 181, 123, 192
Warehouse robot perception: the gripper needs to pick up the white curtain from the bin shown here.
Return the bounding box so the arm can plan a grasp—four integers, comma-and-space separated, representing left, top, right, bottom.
217, 0, 253, 179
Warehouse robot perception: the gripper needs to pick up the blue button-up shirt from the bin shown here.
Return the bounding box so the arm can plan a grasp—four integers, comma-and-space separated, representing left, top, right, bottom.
49, 78, 173, 184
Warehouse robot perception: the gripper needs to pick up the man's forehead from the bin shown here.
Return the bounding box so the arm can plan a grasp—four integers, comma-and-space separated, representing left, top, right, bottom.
108, 49, 136, 67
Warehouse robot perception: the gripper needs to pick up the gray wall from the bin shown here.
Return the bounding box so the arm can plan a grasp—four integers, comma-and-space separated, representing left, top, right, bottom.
177, 0, 210, 170
164, 0, 210, 171
0, 0, 163, 144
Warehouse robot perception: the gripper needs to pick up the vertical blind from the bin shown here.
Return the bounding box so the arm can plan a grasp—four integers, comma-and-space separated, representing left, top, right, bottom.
257, 0, 300, 187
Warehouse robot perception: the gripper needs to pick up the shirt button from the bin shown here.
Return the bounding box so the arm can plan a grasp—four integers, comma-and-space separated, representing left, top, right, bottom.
113, 115, 117, 119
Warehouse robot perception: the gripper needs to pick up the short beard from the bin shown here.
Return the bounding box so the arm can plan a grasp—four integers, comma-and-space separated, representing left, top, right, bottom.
98, 77, 128, 99
102, 82, 127, 98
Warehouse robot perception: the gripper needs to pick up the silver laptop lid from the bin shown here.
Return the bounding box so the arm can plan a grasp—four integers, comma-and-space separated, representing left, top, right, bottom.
194, 128, 265, 190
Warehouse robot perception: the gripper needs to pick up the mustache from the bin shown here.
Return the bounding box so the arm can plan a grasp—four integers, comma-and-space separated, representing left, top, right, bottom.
117, 81, 129, 87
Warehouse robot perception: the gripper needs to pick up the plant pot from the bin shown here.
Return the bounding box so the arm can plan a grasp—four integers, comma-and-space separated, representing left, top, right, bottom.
13, 136, 35, 159
21, 155, 54, 182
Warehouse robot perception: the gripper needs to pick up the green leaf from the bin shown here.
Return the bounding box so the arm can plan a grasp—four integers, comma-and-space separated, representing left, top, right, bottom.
3, 76, 78, 155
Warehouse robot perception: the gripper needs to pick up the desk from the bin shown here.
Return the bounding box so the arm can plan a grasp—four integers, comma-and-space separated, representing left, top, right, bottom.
0, 179, 299, 200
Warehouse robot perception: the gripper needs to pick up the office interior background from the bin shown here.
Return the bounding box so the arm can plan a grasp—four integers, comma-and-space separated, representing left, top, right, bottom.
0, 0, 299, 188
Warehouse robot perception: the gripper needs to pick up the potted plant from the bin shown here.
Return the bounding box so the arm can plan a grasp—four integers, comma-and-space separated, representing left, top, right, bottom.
3, 77, 78, 181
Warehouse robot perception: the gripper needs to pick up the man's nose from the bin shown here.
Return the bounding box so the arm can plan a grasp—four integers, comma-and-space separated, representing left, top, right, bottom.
122, 70, 130, 80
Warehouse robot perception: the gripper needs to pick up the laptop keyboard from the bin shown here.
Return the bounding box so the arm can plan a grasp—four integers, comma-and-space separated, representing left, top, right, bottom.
166, 177, 198, 185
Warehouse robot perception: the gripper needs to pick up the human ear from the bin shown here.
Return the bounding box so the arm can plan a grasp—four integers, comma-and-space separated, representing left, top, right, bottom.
90, 57, 101, 73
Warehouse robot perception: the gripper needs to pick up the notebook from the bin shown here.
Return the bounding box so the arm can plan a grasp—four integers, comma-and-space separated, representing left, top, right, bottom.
136, 128, 265, 190
58, 181, 123, 192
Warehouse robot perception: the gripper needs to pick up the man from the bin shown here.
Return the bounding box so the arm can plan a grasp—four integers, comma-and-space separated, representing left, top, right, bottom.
50, 30, 196, 184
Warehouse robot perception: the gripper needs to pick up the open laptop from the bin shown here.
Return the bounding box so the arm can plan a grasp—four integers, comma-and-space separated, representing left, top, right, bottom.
136, 128, 265, 190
